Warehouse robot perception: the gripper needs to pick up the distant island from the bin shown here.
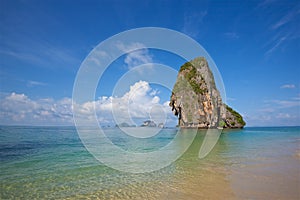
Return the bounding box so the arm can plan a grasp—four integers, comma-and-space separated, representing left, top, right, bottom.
115, 122, 136, 128
170, 57, 246, 128
141, 120, 164, 128
116, 120, 164, 128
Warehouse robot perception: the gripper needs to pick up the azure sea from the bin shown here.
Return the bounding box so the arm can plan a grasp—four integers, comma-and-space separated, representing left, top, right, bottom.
1, 126, 299, 199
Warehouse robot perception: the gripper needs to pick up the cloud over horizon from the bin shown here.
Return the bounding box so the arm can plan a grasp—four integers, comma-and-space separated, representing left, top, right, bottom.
0, 81, 176, 126
0, 92, 73, 125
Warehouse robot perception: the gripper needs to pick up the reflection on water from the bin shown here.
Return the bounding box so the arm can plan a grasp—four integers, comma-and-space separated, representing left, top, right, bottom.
1, 126, 299, 199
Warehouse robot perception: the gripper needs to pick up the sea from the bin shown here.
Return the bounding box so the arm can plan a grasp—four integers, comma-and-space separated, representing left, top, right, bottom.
1, 126, 299, 199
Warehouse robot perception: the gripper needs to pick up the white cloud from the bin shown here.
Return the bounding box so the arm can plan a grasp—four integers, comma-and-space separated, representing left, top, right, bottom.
276, 113, 293, 119
226, 97, 236, 101
292, 96, 300, 101
85, 49, 110, 66
272, 8, 300, 30
246, 95, 300, 126
0, 39, 79, 70
115, 42, 153, 70
258, 108, 275, 113
182, 11, 207, 38
100, 80, 172, 126
244, 110, 299, 127
224, 32, 239, 40
262, 97, 300, 109
272, 99, 300, 108
264, 5, 300, 58
0, 93, 73, 125
74, 81, 176, 126
265, 36, 286, 56
280, 84, 296, 89
27, 80, 48, 87
0, 81, 176, 126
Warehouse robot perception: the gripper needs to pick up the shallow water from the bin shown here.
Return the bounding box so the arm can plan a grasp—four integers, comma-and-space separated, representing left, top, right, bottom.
1, 126, 299, 199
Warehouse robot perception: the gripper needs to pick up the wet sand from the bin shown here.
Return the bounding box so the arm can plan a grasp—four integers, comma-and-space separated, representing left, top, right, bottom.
231, 149, 300, 199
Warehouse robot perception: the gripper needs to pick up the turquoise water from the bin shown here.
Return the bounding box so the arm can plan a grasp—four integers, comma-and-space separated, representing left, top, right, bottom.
1, 126, 299, 199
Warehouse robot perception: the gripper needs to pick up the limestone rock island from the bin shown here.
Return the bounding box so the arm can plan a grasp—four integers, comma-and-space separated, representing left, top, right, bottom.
170, 57, 246, 128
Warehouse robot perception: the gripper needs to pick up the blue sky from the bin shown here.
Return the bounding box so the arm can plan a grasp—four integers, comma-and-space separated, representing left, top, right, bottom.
0, 0, 299, 126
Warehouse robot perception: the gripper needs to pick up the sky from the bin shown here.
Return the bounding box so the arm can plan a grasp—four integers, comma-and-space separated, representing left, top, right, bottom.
0, 0, 299, 127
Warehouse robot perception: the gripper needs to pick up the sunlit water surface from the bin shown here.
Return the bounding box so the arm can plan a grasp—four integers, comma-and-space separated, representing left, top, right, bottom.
1, 126, 299, 199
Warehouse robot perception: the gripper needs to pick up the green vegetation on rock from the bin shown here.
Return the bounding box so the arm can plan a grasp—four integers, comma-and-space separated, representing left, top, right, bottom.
219, 120, 226, 128
226, 105, 246, 126
177, 61, 206, 95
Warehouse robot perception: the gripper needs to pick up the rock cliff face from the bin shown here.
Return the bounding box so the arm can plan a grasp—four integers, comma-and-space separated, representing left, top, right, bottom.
170, 57, 245, 128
